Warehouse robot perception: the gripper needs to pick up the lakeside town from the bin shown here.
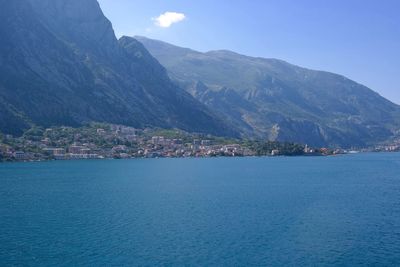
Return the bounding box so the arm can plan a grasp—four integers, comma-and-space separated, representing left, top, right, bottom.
0, 123, 399, 162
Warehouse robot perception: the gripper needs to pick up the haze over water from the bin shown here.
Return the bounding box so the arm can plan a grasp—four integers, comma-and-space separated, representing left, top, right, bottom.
1, 154, 400, 266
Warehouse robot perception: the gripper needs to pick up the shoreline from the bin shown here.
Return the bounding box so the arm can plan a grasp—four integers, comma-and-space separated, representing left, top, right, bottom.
5, 151, 397, 164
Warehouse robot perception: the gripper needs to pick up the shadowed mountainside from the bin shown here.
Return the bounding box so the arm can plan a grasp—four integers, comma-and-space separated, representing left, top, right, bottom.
0, 0, 236, 137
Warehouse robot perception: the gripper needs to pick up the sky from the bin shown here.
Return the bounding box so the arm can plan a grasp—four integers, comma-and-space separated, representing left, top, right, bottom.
98, 0, 400, 104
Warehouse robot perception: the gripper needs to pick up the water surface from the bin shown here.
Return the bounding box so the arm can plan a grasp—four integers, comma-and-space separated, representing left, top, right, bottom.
1, 154, 400, 266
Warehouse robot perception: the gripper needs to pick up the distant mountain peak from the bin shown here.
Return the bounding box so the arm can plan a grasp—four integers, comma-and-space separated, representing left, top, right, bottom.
138, 36, 400, 147
0, 0, 237, 137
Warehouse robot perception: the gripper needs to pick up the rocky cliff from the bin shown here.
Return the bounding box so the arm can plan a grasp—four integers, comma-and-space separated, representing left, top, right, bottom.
0, 0, 235, 137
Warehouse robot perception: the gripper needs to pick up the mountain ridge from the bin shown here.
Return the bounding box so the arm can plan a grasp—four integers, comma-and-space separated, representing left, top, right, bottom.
0, 0, 236, 137
136, 36, 400, 147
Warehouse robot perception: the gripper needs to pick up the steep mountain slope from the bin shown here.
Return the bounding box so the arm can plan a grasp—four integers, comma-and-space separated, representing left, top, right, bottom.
0, 0, 235, 137
137, 36, 400, 147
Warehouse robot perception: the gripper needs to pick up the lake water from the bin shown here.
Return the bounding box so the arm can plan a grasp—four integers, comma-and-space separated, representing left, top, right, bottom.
1, 153, 400, 266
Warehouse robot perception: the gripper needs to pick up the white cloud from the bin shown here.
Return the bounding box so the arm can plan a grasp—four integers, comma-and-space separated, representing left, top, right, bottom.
153, 12, 186, 28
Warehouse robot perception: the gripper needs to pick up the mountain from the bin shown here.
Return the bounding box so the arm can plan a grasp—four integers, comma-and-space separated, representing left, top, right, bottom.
136, 36, 400, 147
0, 0, 235, 137
2, 0, 398, 147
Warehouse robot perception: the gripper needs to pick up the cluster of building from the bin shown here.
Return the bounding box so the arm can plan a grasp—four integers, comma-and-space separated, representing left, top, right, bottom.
4, 124, 398, 162
42, 145, 101, 160
373, 144, 400, 152
0, 146, 31, 161
0, 126, 256, 162
141, 136, 255, 158
36, 126, 139, 160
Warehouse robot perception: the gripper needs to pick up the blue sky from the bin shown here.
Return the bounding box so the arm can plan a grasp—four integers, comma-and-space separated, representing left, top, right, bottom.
98, 0, 400, 104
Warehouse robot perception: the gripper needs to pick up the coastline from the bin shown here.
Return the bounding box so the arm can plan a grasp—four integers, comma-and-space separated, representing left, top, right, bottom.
0, 151, 381, 164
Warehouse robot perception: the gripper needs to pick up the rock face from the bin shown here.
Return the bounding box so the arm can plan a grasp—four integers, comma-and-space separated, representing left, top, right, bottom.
0, 0, 235, 137
137, 36, 400, 147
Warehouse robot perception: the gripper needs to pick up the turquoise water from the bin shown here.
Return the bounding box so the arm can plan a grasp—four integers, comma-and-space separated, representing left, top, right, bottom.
1, 153, 400, 266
